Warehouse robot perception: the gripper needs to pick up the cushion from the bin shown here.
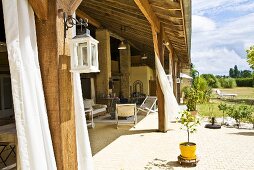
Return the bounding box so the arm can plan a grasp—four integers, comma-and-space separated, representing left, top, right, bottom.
92, 104, 107, 110
84, 99, 95, 109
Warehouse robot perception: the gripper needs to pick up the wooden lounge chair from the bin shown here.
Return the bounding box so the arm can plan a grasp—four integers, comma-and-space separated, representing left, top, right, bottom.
137, 96, 157, 116
115, 104, 137, 129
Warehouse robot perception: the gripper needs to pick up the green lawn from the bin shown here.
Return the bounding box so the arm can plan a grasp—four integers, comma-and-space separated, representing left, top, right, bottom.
197, 87, 254, 118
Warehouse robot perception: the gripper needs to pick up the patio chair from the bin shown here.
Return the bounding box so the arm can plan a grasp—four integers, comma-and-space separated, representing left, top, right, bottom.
115, 104, 137, 128
0, 142, 16, 167
215, 89, 237, 99
137, 96, 157, 116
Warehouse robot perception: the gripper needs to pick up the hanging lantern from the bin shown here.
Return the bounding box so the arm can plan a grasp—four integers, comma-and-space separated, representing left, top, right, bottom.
64, 13, 100, 73
70, 32, 99, 73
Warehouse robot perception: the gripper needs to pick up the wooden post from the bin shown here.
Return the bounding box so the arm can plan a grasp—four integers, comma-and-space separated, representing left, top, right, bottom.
152, 26, 166, 132
35, 0, 81, 169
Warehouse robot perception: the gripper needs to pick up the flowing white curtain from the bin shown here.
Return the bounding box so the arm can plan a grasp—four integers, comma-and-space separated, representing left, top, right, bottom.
73, 73, 94, 170
155, 55, 179, 128
2, 0, 56, 169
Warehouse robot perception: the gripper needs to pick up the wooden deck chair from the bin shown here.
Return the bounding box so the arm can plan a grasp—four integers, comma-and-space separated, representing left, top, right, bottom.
115, 104, 137, 129
137, 96, 157, 116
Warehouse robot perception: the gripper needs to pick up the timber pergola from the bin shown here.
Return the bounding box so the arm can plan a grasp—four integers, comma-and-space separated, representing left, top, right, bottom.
77, 0, 191, 132
26, 0, 191, 169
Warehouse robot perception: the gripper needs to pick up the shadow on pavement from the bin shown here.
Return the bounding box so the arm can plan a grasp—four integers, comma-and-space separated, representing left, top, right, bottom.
144, 158, 195, 169
228, 132, 254, 136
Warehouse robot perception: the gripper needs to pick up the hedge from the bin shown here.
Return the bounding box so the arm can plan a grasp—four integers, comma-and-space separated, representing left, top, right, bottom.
235, 78, 254, 87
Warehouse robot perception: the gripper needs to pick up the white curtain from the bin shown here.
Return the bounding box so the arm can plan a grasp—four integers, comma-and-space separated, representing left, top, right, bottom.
2, 0, 56, 169
73, 73, 94, 170
155, 55, 179, 128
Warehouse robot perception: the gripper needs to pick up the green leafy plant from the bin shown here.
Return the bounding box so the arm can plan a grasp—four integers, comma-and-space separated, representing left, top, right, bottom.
218, 103, 227, 124
247, 112, 254, 129
179, 110, 200, 143
183, 87, 199, 111
225, 104, 253, 128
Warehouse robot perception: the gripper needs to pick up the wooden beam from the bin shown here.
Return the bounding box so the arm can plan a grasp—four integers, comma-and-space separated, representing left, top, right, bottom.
180, 0, 187, 46
134, 0, 161, 32
68, 0, 82, 14
35, 1, 78, 169
28, 0, 48, 19
76, 9, 102, 28
151, 25, 167, 132
149, 0, 181, 10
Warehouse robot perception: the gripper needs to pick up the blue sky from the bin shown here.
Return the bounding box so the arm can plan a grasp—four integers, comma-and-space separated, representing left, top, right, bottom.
191, 0, 254, 75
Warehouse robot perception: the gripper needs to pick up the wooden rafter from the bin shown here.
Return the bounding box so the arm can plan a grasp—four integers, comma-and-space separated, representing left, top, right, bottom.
134, 0, 160, 32
180, 0, 187, 46
76, 9, 101, 28
68, 0, 82, 14
149, 0, 181, 10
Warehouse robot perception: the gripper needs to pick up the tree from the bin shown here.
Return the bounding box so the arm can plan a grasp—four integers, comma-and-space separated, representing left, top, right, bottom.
247, 45, 254, 70
239, 70, 252, 78
233, 65, 240, 78
229, 68, 234, 78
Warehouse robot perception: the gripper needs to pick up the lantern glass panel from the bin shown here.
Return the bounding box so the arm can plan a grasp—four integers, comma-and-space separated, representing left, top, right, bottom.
78, 42, 88, 66
91, 43, 96, 66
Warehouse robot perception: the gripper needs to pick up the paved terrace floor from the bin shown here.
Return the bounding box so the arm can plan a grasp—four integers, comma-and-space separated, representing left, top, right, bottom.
89, 113, 254, 170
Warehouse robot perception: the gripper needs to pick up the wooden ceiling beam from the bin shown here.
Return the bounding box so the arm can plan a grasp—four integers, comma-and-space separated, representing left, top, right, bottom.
80, 7, 152, 33
28, 0, 48, 19
68, 0, 82, 14
79, 4, 150, 28
82, 0, 145, 18
151, 6, 182, 18
149, 0, 181, 10
76, 9, 101, 28
180, 0, 187, 46
150, 4, 181, 11
134, 0, 161, 32
81, 1, 147, 22
157, 13, 183, 20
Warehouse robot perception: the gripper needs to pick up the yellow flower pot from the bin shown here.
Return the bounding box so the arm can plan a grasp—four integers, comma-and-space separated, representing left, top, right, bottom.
179, 142, 196, 160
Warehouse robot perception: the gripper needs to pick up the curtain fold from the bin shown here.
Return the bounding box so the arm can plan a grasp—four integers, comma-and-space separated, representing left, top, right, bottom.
155, 55, 179, 128
73, 73, 94, 170
2, 0, 57, 169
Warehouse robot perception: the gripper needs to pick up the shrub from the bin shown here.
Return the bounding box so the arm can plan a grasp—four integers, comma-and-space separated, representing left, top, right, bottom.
235, 78, 254, 87
201, 74, 221, 88
247, 112, 254, 129
219, 78, 237, 88
225, 104, 253, 128
183, 87, 198, 111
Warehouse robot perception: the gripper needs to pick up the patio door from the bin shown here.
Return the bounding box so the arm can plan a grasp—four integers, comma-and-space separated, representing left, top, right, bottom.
0, 74, 14, 118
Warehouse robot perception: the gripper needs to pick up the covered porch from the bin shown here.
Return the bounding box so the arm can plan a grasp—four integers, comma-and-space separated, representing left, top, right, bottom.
0, 0, 191, 169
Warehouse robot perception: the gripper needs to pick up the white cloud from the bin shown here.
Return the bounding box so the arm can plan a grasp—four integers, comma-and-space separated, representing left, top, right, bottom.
192, 15, 216, 32
191, 11, 254, 75
191, 48, 250, 75
192, 0, 252, 15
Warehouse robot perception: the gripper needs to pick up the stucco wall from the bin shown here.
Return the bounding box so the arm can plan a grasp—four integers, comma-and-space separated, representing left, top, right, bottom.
130, 66, 154, 95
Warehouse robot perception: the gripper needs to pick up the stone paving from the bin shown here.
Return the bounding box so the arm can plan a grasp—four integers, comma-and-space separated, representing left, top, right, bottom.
89, 113, 254, 170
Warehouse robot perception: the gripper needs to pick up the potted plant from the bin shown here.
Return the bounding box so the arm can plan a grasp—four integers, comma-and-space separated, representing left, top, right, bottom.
179, 110, 200, 159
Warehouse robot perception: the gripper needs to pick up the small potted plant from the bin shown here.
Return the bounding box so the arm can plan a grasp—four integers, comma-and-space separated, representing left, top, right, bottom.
179, 110, 200, 159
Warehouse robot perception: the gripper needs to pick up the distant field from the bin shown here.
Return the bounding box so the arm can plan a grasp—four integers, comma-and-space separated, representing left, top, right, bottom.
197, 87, 254, 117
218, 87, 254, 99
